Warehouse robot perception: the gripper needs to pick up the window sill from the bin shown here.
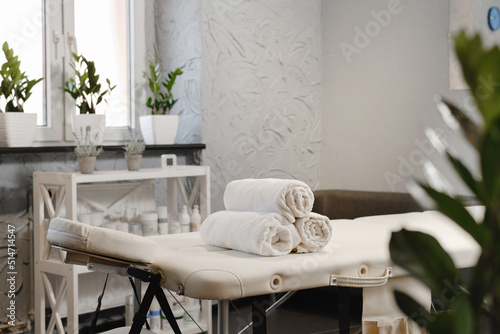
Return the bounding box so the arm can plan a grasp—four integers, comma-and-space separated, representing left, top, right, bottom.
0, 143, 206, 154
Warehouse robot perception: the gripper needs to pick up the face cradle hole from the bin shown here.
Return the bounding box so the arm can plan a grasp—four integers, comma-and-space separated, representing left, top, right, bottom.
358, 264, 369, 277
270, 275, 282, 290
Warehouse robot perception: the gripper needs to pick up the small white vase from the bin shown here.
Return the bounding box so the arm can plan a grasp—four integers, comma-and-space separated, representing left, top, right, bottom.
139, 115, 178, 145
0, 112, 37, 147
72, 114, 105, 145
125, 154, 142, 171
78, 156, 96, 174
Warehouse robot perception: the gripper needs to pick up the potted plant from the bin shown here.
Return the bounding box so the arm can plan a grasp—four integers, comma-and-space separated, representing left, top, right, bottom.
123, 128, 145, 171
139, 54, 183, 145
389, 32, 500, 333
74, 125, 103, 174
0, 41, 43, 147
64, 53, 116, 145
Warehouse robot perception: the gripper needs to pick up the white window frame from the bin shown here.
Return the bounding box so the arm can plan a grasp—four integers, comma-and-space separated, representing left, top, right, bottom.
34, 0, 64, 142
34, 0, 142, 146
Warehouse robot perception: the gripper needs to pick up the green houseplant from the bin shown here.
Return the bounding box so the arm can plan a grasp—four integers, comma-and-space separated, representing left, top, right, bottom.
0, 41, 43, 147
123, 128, 145, 171
139, 55, 183, 145
144, 55, 183, 115
74, 125, 103, 174
64, 53, 115, 114
390, 32, 500, 333
64, 53, 116, 145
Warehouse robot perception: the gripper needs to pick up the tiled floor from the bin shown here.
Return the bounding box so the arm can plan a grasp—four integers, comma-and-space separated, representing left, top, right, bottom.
212, 287, 363, 334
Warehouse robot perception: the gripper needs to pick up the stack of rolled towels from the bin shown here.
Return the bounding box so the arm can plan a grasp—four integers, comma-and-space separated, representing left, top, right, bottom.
199, 178, 333, 256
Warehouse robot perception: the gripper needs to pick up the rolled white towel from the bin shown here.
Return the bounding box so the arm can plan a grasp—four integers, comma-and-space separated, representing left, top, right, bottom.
293, 213, 333, 253
200, 211, 293, 256
223, 178, 314, 222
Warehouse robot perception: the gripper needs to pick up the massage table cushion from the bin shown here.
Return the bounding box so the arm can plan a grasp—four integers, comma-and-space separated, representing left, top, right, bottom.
47, 208, 482, 301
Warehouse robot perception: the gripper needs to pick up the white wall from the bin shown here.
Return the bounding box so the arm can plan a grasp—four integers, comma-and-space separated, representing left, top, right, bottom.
201, 0, 322, 211
320, 0, 479, 193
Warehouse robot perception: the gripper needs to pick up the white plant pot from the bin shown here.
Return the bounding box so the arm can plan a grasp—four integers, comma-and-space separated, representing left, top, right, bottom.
0, 112, 37, 147
139, 115, 179, 145
72, 114, 105, 145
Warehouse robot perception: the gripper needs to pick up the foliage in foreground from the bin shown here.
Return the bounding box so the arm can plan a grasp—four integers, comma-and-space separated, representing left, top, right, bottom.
390, 32, 500, 333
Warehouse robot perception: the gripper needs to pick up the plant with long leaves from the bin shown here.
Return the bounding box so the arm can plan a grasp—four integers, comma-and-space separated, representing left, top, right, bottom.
64, 53, 116, 114
0, 41, 43, 112
389, 31, 500, 333
144, 54, 183, 115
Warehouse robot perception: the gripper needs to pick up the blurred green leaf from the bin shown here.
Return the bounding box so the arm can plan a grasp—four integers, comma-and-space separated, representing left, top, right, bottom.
421, 185, 484, 245
446, 153, 487, 204
394, 290, 430, 329
454, 32, 500, 129
390, 229, 460, 308
394, 291, 473, 334
480, 117, 500, 205
436, 97, 480, 146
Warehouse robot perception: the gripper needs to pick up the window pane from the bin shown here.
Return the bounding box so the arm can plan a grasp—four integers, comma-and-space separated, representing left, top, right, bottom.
74, 0, 130, 127
0, 0, 44, 125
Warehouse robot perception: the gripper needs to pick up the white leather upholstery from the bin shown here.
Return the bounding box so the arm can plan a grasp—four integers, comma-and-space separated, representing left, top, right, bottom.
48, 218, 156, 264
47, 209, 481, 301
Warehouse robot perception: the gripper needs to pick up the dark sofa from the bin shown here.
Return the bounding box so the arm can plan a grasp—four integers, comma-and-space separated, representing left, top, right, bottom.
312, 189, 422, 220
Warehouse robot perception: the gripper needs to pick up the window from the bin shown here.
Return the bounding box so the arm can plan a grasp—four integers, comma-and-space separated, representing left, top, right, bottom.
0, 0, 44, 123
0, 0, 139, 145
73, 0, 130, 128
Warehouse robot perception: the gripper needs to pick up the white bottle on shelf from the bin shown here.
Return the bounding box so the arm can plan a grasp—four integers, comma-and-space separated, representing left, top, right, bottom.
158, 206, 169, 235
139, 211, 159, 237
180, 206, 191, 233
190, 205, 201, 232
125, 295, 133, 326
149, 298, 161, 331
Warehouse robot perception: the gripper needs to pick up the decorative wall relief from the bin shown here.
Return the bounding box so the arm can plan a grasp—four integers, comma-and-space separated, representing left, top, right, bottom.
155, 0, 203, 144
201, 0, 322, 210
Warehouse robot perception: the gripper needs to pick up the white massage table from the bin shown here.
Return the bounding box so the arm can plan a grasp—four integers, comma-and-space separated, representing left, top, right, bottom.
46, 207, 483, 334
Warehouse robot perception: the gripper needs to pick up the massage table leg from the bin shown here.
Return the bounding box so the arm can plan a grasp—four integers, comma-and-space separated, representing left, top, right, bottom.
218, 300, 230, 334
127, 268, 182, 334
133, 277, 142, 315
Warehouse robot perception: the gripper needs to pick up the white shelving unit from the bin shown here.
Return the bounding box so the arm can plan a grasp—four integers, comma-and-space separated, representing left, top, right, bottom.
33, 166, 211, 334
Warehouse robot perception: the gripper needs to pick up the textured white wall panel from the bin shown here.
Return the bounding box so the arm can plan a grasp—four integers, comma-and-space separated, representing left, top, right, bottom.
201, 0, 322, 210
155, 0, 202, 143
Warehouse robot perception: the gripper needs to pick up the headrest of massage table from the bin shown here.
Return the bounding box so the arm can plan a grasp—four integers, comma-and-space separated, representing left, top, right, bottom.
48, 218, 156, 265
